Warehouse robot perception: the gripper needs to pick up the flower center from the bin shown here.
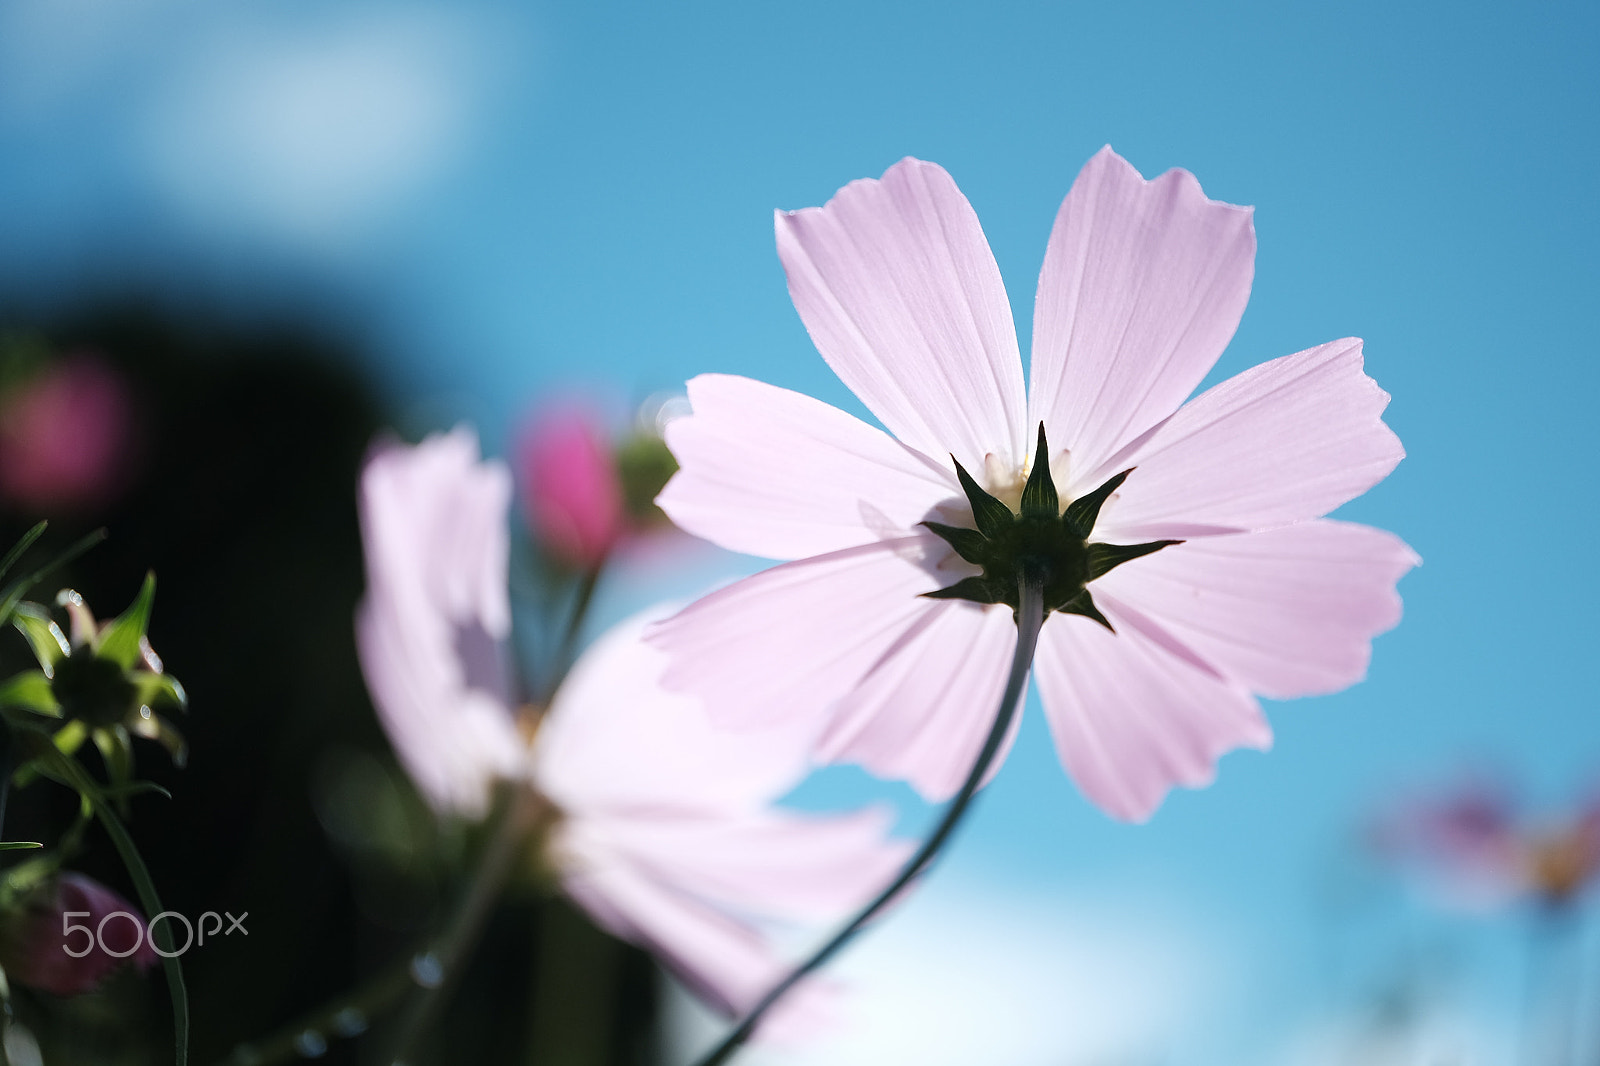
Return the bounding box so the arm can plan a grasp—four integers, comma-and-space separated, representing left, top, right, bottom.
922, 424, 1180, 630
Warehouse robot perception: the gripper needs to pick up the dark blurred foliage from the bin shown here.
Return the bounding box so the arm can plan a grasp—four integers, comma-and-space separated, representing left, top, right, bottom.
0, 304, 656, 1064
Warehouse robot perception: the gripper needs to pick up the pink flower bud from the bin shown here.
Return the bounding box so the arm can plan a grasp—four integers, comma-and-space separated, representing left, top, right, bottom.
0, 873, 159, 996
0, 356, 133, 512
515, 408, 624, 570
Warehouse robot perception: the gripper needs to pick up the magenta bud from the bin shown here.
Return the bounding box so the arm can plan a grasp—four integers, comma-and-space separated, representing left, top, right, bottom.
515, 408, 624, 570
0, 356, 134, 513
0, 873, 159, 996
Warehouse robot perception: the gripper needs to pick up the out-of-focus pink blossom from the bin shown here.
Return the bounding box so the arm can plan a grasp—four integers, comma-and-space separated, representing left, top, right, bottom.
1373, 779, 1600, 910
515, 409, 625, 570
354, 429, 910, 1036
0, 873, 158, 996
0, 357, 133, 512
650, 147, 1416, 822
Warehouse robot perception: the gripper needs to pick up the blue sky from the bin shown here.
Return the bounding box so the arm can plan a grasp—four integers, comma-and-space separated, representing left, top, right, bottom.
2, 0, 1596, 1061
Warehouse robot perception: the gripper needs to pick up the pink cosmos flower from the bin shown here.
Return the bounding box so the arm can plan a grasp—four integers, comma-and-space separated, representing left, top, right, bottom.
515, 407, 626, 570
651, 147, 1418, 822
0, 356, 133, 513
355, 428, 910, 1033
0, 872, 159, 996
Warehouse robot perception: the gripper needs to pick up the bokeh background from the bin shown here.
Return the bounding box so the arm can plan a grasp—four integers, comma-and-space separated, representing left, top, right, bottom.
0, 1, 1597, 1063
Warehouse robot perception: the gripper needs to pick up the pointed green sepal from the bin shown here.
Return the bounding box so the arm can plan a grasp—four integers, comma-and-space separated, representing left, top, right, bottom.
1019, 423, 1059, 519
0, 671, 61, 717
12, 602, 70, 672
133, 672, 188, 713
921, 522, 991, 565
1063, 469, 1133, 538
921, 576, 1006, 606
1086, 539, 1184, 582
1059, 589, 1114, 632
97, 572, 156, 670
952, 458, 1015, 539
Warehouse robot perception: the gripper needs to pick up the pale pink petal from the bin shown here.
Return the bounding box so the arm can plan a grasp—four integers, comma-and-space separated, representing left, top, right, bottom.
1088, 338, 1404, 539
1094, 521, 1418, 700
355, 428, 526, 817
535, 604, 817, 813
584, 807, 910, 923
651, 535, 967, 735
657, 374, 960, 559
777, 158, 1027, 474
557, 837, 835, 1042
817, 599, 1020, 801
1032, 605, 1269, 823
1029, 146, 1256, 486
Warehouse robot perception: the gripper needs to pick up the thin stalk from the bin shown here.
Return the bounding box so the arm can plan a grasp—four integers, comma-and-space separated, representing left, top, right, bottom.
547, 563, 603, 699
690, 573, 1047, 1066
384, 785, 548, 1065
217, 964, 414, 1066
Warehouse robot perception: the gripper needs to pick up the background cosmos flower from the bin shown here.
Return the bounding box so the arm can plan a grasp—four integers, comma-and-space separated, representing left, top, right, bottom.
651, 147, 1419, 822
354, 428, 911, 1035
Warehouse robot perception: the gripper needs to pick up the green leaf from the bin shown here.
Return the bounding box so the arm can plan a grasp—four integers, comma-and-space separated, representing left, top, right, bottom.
0, 842, 41, 851
36, 748, 188, 1065
951, 458, 1015, 539
920, 522, 990, 565
0, 671, 60, 717
1018, 424, 1060, 519
1085, 539, 1183, 582
0, 527, 106, 627
0, 522, 46, 584
12, 602, 70, 671
96, 572, 156, 669
1063, 469, 1132, 538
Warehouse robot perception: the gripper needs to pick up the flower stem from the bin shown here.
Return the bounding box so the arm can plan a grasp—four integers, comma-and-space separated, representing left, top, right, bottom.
383, 785, 548, 1066
690, 573, 1047, 1066
546, 562, 603, 702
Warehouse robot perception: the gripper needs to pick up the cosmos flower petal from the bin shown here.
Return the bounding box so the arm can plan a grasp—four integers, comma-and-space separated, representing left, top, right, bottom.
557, 848, 835, 1041
650, 535, 958, 733
1088, 338, 1403, 538
817, 600, 1020, 801
584, 807, 912, 923
1029, 146, 1256, 484
1094, 520, 1419, 700
658, 374, 959, 560
536, 604, 816, 812
1033, 606, 1270, 822
355, 429, 526, 817
776, 157, 1027, 474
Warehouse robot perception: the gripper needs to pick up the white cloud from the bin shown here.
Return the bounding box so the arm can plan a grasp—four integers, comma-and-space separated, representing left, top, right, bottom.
662, 876, 1218, 1066
138, 7, 494, 251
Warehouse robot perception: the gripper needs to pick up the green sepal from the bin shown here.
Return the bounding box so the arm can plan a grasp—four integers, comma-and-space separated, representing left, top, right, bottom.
921, 522, 991, 566
0, 671, 61, 717
131, 712, 188, 768
97, 572, 156, 670
1019, 423, 1060, 519
922, 576, 1004, 605
133, 671, 188, 713
94, 725, 136, 813
1086, 539, 1184, 582
12, 602, 70, 672
1059, 589, 1114, 632
1063, 469, 1132, 538
951, 458, 1015, 539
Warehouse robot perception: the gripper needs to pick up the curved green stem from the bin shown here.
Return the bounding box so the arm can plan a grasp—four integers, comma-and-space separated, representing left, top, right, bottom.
691, 573, 1047, 1066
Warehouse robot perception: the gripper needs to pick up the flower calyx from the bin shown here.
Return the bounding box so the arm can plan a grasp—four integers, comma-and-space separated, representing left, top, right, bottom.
921, 424, 1180, 630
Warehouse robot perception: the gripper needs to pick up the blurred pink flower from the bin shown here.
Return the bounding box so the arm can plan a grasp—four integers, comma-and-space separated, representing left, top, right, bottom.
0, 873, 158, 996
0, 356, 133, 512
515, 408, 625, 570
651, 147, 1417, 822
354, 429, 910, 1035
1374, 779, 1600, 910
